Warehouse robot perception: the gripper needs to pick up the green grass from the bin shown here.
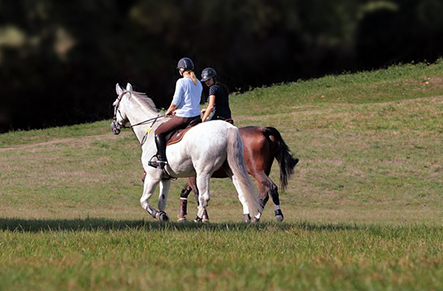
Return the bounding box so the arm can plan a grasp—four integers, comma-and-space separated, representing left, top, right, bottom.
0, 120, 111, 148
1, 220, 443, 291
233, 60, 443, 116
1, 61, 443, 290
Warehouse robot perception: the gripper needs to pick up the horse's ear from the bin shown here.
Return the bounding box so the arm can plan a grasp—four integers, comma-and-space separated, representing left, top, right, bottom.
126, 83, 133, 91
116, 83, 123, 96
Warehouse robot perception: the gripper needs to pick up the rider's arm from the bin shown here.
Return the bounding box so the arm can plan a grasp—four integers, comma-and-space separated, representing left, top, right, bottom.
165, 103, 178, 116
169, 78, 184, 116
202, 95, 215, 122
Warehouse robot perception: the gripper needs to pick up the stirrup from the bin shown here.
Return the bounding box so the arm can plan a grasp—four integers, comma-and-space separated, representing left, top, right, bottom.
148, 155, 167, 169
148, 161, 159, 168
148, 155, 158, 168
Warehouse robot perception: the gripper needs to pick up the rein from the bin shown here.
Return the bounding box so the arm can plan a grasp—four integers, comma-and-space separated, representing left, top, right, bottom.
139, 116, 163, 146
126, 115, 164, 129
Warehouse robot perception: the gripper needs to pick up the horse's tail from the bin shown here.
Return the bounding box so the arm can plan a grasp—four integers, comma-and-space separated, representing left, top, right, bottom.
263, 127, 299, 190
227, 127, 262, 217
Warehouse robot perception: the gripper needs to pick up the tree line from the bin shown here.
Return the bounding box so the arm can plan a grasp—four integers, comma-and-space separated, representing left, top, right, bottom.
0, 0, 442, 132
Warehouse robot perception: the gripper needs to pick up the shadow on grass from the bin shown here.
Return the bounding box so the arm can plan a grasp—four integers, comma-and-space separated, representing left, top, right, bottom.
0, 217, 370, 233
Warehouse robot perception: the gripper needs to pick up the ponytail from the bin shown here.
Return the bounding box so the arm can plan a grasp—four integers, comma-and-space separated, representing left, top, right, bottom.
189, 71, 198, 85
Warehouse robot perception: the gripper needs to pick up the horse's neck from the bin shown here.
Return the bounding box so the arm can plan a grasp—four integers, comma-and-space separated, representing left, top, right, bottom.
125, 103, 160, 143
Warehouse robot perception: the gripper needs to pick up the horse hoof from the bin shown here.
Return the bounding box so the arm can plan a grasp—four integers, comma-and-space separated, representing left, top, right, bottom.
251, 217, 260, 224
194, 216, 203, 223
202, 214, 210, 223
177, 217, 187, 223
243, 214, 251, 223
275, 209, 284, 222
157, 211, 169, 222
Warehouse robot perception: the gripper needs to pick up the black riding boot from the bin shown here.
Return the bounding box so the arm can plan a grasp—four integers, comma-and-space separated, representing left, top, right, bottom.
154, 134, 168, 169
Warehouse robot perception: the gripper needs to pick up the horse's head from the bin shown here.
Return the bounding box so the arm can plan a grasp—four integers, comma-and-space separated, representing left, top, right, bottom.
111, 83, 133, 135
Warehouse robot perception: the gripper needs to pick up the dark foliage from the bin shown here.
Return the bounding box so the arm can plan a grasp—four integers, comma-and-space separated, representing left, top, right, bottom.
0, 0, 442, 132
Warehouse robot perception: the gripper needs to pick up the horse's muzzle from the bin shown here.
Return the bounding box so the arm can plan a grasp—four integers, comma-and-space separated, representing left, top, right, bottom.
111, 121, 121, 135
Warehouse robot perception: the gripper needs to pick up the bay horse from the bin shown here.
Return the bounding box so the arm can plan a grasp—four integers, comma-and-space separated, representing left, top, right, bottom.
111, 83, 262, 221
177, 126, 299, 223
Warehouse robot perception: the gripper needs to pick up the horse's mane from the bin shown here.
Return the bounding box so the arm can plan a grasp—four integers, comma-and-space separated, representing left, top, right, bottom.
130, 90, 159, 114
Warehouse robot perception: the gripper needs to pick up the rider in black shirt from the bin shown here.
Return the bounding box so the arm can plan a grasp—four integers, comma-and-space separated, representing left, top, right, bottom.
200, 67, 232, 123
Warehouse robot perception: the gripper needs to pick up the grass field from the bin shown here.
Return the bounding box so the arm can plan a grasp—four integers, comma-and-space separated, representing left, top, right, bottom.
1, 61, 443, 290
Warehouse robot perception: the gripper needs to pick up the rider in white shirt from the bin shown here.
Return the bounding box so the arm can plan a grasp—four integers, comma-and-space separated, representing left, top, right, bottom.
149, 57, 202, 170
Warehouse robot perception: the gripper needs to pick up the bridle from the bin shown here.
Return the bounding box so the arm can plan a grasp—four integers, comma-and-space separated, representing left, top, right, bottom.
112, 91, 129, 124
111, 90, 165, 145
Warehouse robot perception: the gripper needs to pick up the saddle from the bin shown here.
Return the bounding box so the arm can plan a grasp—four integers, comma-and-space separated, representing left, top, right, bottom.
165, 118, 202, 146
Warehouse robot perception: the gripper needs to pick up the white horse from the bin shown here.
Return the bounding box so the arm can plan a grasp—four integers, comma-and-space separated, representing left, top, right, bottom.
111, 83, 262, 222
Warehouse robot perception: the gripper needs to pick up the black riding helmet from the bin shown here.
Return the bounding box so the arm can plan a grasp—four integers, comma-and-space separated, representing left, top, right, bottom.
177, 57, 194, 71
201, 67, 217, 82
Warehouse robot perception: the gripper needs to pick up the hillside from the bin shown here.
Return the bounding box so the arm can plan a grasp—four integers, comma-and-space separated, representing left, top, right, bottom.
1, 61, 443, 223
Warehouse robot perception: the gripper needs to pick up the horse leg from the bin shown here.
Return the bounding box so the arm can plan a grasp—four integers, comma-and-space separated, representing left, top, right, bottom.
255, 173, 283, 222
269, 182, 284, 222
195, 174, 211, 222
140, 175, 168, 222
231, 175, 255, 223
157, 179, 171, 222
141, 169, 146, 183
179, 176, 210, 222
253, 172, 272, 211
202, 204, 210, 222
185, 177, 210, 223
237, 171, 272, 224
178, 183, 192, 222
140, 177, 160, 219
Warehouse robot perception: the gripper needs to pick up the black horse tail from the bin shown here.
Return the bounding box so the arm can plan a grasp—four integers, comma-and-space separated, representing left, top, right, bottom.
263, 127, 299, 190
